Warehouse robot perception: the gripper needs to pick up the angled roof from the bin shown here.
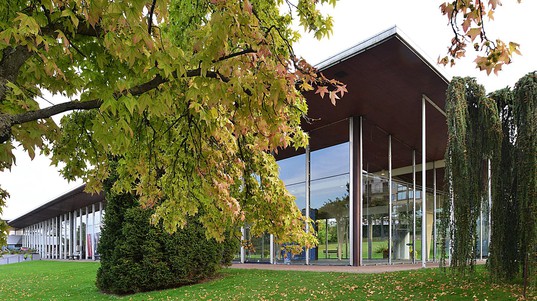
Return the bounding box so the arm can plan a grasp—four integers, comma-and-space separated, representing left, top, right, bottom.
276, 26, 449, 185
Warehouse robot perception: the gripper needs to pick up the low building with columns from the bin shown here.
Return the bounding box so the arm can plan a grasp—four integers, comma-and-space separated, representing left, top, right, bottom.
8, 185, 104, 260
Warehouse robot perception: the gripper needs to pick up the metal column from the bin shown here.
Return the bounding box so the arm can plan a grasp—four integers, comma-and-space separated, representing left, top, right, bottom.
305, 144, 311, 265
388, 135, 393, 265
350, 116, 363, 266
433, 162, 437, 262
421, 96, 427, 268
412, 150, 416, 264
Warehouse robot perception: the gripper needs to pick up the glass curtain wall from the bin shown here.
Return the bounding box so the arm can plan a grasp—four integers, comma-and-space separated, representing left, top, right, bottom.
362, 173, 390, 261
310, 143, 350, 263
362, 122, 390, 263
275, 153, 306, 264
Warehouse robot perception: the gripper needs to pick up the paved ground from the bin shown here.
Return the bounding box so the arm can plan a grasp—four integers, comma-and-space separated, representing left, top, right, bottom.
230, 262, 441, 274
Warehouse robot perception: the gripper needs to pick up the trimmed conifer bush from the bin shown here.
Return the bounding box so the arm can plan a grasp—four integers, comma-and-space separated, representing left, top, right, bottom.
96, 178, 239, 294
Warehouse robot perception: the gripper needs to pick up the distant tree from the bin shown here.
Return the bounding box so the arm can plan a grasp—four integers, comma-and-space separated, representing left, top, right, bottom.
318, 184, 349, 260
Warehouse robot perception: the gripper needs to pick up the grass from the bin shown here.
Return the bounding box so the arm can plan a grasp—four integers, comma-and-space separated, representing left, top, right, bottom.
0, 261, 533, 300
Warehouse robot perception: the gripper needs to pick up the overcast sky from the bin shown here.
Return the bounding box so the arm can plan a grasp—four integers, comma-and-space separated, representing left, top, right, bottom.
1, 0, 536, 221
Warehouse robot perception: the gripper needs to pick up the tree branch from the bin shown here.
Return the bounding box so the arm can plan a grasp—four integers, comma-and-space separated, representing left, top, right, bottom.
0, 66, 230, 144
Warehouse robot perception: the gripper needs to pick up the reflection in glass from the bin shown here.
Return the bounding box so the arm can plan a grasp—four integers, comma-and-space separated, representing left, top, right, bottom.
244, 228, 271, 263
311, 143, 349, 263
362, 173, 390, 261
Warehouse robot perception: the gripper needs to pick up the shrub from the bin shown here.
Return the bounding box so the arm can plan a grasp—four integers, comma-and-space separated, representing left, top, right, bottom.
96, 185, 239, 295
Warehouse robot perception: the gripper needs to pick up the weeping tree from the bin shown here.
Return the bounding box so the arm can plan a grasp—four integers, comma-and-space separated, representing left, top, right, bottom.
488, 87, 519, 281
445, 73, 536, 294
443, 77, 502, 272
512, 73, 537, 293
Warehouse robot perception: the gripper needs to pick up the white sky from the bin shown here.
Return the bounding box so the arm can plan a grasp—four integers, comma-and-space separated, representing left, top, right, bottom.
1, 0, 536, 221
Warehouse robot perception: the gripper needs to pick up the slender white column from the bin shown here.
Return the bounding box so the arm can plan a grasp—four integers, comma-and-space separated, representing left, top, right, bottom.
305, 144, 311, 265
488, 159, 492, 256
85, 207, 89, 260
421, 96, 427, 267
63, 213, 69, 259
433, 162, 437, 262
359, 116, 363, 266
480, 207, 483, 260
92, 203, 96, 259
412, 150, 416, 264
388, 135, 393, 265
99, 202, 103, 224
270, 234, 274, 264
68, 211, 72, 257
240, 227, 245, 263
348, 117, 354, 265
41, 221, 45, 258
58, 214, 63, 259
79, 208, 83, 258
45, 220, 48, 258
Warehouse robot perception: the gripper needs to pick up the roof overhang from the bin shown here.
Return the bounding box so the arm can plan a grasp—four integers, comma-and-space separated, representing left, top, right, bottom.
276, 26, 449, 186
8, 185, 104, 229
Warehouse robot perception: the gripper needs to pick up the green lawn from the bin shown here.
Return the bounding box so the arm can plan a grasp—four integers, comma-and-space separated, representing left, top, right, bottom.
0, 261, 533, 300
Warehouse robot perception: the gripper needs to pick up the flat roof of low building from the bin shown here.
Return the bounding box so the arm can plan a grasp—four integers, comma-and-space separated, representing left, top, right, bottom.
8, 185, 104, 229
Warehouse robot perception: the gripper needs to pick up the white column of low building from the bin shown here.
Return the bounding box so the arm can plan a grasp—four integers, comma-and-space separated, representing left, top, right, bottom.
53, 217, 56, 258
64, 213, 68, 259
85, 206, 89, 260
240, 227, 245, 263
56, 216, 60, 259
40, 221, 44, 258
92, 203, 96, 259
63, 214, 67, 259
37, 223, 40, 255
69, 211, 73, 257
74, 209, 78, 256
46, 219, 49, 258
43, 221, 46, 258
79, 208, 83, 258
35, 223, 38, 252
270, 234, 274, 264
99, 201, 103, 225
44, 220, 48, 258
421, 95, 427, 268
388, 134, 393, 265
60, 215, 64, 259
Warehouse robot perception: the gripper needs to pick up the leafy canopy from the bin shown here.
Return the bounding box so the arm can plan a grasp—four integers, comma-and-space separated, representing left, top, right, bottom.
439, 0, 522, 74
0, 0, 347, 247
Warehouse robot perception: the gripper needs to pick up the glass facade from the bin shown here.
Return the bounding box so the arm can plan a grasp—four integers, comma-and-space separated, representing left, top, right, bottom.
310, 143, 350, 263
228, 117, 489, 266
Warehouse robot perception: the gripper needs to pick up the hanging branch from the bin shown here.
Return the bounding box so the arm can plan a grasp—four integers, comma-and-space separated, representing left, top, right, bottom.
444, 77, 501, 273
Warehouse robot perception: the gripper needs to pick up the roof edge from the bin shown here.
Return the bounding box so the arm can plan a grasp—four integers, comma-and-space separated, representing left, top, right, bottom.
7, 184, 87, 225
315, 25, 450, 85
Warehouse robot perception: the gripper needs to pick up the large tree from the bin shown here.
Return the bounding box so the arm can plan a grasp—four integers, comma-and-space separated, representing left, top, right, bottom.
0, 0, 347, 247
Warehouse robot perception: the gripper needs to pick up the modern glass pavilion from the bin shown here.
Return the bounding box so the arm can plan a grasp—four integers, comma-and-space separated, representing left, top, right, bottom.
7, 27, 491, 266
240, 26, 490, 266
